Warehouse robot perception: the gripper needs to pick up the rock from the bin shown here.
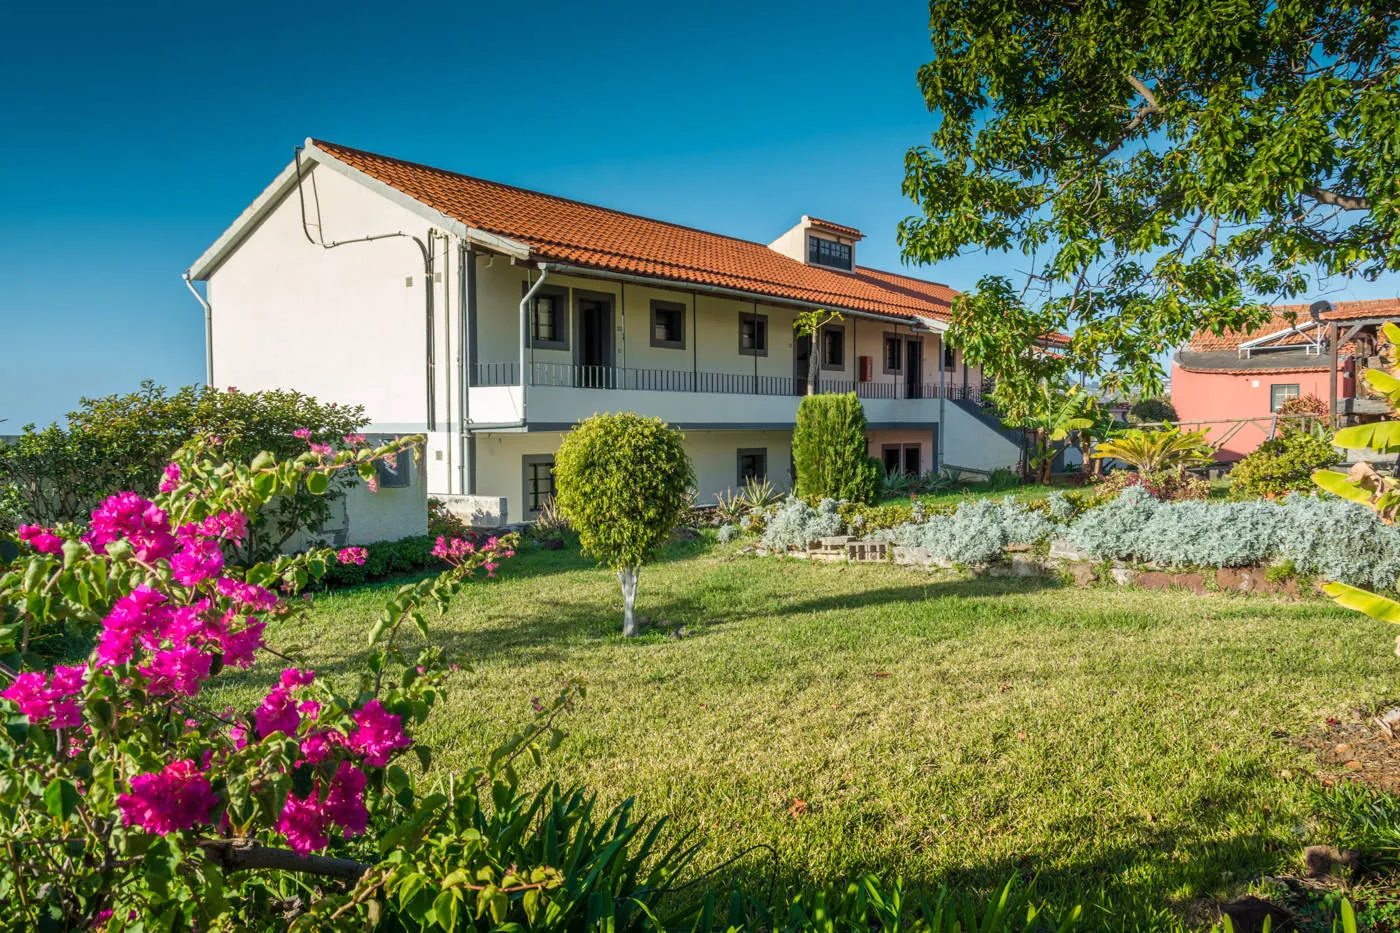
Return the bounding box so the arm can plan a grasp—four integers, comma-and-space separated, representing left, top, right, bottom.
1110, 567, 1137, 586
1218, 895, 1291, 933
1048, 538, 1087, 561
670, 527, 701, 542
1344, 760, 1364, 771
817, 536, 857, 548
1135, 571, 1207, 594
892, 546, 933, 566
1067, 562, 1097, 587
988, 555, 1047, 578
668, 624, 688, 640
1303, 844, 1359, 878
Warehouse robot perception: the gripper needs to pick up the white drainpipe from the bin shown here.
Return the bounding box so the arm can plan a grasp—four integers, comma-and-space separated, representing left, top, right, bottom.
183, 272, 214, 386
518, 266, 553, 426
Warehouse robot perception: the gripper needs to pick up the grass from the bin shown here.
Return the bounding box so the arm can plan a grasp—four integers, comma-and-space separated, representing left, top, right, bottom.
212, 534, 1396, 927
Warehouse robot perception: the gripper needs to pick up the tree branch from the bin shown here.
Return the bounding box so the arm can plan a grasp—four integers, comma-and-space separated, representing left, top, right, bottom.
198, 839, 370, 881
1306, 187, 1371, 211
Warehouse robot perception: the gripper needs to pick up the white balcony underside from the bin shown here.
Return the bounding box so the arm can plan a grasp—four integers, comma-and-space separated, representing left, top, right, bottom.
464, 384, 946, 430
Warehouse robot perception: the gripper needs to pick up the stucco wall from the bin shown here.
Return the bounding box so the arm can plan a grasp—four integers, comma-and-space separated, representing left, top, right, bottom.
940, 405, 1021, 474
472, 428, 794, 524
1170, 361, 1347, 459
865, 428, 937, 475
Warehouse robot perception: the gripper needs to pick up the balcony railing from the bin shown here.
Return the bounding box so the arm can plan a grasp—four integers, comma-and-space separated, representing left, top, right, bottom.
471, 362, 992, 403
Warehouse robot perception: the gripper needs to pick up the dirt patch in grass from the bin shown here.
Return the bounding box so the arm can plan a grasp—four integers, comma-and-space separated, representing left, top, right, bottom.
1297, 707, 1400, 794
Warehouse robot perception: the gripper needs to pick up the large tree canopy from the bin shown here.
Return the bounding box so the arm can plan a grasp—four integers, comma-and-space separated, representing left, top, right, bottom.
900, 0, 1400, 401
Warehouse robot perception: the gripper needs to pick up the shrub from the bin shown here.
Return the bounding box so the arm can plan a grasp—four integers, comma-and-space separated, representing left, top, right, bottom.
0, 381, 368, 561
428, 496, 472, 540
553, 413, 695, 636
1046, 491, 1078, 521
986, 467, 1020, 491
1276, 392, 1331, 433
761, 497, 844, 551
319, 535, 439, 587
876, 497, 1059, 564
1093, 468, 1210, 503
718, 524, 742, 543
1128, 396, 1178, 423
1092, 426, 1214, 473
838, 501, 915, 534
1064, 485, 1160, 561
791, 393, 880, 503
1230, 431, 1342, 499
1138, 500, 1282, 567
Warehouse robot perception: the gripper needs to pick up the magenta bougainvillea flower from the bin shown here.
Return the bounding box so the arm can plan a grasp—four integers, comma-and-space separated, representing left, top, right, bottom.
292, 427, 312, 440
158, 462, 182, 493
116, 761, 218, 835
171, 538, 225, 587
348, 700, 410, 766
215, 577, 277, 611
138, 645, 213, 697
96, 586, 168, 666
85, 492, 177, 562
16, 524, 63, 555
336, 547, 368, 566
343, 433, 366, 446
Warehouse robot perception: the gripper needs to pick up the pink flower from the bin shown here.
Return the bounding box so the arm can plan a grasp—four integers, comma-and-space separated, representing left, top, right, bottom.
432, 536, 475, 563
253, 669, 317, 738
343, 433, 366, 446
226, 386, 240, 394
219, 618, 265, 668
228, 721, 249, 750
17, 524, 63, 555
300, 729, 343, 764
293, 427, 312, 440
336, 547, 368, 566
276, 790, 330, 854
324, 762, 368, 836
215, 577, 277, 611
281, 668, 316, 688
96, 586, 168, 666
310, 443, 333, 457
3, 672, 53, 722
116, 760, 218, 835
366, 476, 379, 493
348, 700, 410, 766
171, 538, 224, 586
139, 645, 213, 697
158, 462, 182, 493
178, 511, 248, 543
84, 493, 176, 562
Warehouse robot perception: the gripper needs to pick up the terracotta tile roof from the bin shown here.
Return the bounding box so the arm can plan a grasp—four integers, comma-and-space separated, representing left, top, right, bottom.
805, 216, 864, 240
1188, 298, 1400, 351
310, 139, 957, 325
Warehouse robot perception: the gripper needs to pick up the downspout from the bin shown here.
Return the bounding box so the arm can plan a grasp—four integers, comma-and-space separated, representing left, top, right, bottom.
458, 240, 472, 495
520, 266, 553, 426
183, 273, 214, 386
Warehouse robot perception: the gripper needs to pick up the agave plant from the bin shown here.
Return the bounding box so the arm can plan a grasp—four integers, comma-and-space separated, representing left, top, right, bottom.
739, 475, 782, 511
712, 488, 748, 525
1091, 425, 1214, 474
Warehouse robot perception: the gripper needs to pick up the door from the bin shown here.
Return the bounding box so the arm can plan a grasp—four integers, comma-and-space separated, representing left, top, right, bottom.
905, 339, 923, 399
793, 334, 813, 395
575, 294, 613, 388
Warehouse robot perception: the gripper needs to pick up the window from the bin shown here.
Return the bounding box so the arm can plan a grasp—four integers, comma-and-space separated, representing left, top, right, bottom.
883, 334, 903, 374
739, 312, 768, 356
374, 446, 413, 488
737, 448, 767, 484
650, 300, 686, 349
822, 325, 845, 369
522, 456, 556, 515
807, 236, 853, 271
882, 444, 922, 476
1270, 383, 1301, 412
942, 343, 956, 371
526, 284, 569, 350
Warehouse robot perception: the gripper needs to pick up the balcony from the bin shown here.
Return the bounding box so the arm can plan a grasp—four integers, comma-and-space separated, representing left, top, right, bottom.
465, 362, 992, 430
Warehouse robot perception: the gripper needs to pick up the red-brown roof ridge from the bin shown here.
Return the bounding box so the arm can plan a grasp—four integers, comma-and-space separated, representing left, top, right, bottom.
308, 138, 960, 325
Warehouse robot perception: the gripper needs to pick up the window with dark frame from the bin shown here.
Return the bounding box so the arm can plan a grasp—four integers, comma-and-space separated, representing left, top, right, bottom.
883, 334, 903, 373
807, 236, 853, 271
881, 444, 922, 476
822, 326, 845, 368
942, 343, 956, 371
881, 446, 901, 475
650, 300, 686, 349
526, 284, 569, 350
739, 312, 768, 356
737, 448, 767, 484
523, 456, 556, 515
1270, 383, 1301, 412
903, 445, 921, 476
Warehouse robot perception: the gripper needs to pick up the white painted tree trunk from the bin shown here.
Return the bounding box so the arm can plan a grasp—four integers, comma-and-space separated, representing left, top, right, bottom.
618, 566, 640, 637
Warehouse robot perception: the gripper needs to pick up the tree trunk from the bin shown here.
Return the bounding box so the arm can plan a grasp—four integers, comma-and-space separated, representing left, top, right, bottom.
806, 336, 818, 396
618, 566, 640, 636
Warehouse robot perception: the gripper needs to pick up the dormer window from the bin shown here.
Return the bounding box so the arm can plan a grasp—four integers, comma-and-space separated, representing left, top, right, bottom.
808, 236, 852, 271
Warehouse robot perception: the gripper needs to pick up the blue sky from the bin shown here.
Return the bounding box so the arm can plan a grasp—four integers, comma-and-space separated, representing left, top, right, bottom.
2, 0, 1396, 428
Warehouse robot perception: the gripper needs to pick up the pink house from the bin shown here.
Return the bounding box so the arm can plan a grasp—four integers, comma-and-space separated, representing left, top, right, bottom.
1171, 298, 1399, 460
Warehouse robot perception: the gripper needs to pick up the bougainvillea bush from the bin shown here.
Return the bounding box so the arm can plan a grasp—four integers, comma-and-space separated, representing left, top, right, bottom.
0, 435, 651, 931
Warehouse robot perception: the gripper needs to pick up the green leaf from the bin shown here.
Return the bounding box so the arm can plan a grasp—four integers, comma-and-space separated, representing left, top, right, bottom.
1322, 582, 1400, 625
1311, 469, 1373, 505
43, 778, 79, 821
1333, 422, 1400, 453
306, 471, 330, 495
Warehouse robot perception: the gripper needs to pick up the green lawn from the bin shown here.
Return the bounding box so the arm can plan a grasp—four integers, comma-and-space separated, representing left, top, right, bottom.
212, 536, 1395, 927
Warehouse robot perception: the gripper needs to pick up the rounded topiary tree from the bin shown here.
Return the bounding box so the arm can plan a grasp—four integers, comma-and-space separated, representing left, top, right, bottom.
553, 412, 695, 636
1127, 396, 1178, 424
792, 393, 880, 503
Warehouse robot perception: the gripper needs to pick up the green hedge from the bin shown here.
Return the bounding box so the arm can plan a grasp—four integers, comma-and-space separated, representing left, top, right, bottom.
791, 393, 880, 503
319, 535, 441, 587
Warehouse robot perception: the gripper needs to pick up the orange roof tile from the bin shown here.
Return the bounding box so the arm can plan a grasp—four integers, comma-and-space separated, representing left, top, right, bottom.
310, 140, 957, 326
805, 216, 864, 240
1188, 298, 1400, 351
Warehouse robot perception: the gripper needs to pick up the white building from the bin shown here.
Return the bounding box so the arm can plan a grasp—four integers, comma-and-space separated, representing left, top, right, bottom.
187, 139, 1031, 523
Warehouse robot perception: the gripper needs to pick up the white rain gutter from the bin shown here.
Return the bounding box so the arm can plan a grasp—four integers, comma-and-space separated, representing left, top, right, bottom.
517, 266, 554, 426
183, 272, 214, 385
